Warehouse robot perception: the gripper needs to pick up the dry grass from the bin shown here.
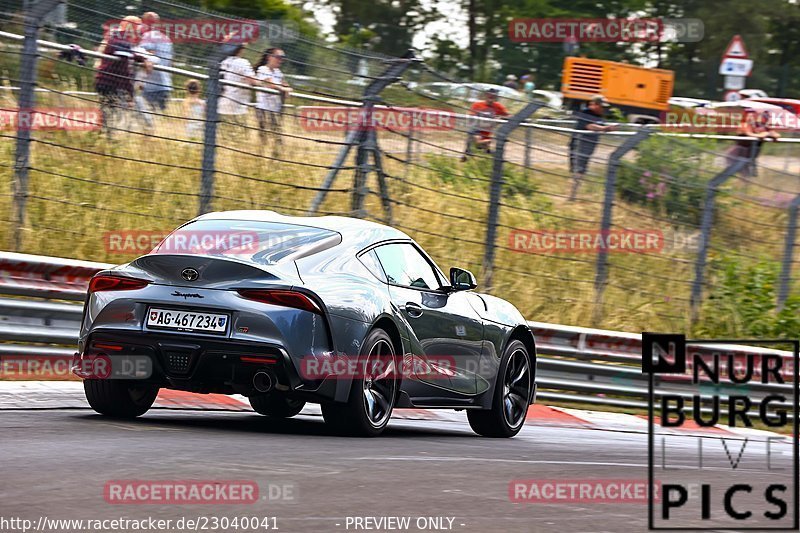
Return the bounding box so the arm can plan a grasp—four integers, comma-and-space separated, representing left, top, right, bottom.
0, 84, 794, 335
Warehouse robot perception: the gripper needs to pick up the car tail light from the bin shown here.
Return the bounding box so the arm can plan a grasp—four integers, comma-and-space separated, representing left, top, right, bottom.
92, 342, 123, 352
88, 275, 150, 293
237, 289, 322, 315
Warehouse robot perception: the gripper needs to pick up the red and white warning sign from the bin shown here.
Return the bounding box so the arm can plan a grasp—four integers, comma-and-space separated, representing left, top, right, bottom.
720, 35, 752, 77
723, 35, 748, 59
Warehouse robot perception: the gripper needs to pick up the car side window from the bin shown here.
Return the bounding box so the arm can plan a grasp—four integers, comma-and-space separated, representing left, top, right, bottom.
373, 244, 441, 290
357, 249, 386, 282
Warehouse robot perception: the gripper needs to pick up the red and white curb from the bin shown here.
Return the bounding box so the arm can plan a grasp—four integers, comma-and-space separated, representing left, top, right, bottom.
0, 381, 787, 440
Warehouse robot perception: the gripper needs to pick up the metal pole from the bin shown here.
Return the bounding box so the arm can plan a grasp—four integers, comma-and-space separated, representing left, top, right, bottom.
351, 113, 370, 217
308, 50, 417, 216
689, 158, 749, 322
523, 125, 532, 169
592, 130, 650, 325
198, 42, 239, 216
482, 102, 544, 290
778, 195, 800, 311
404, 119, 414, 181
11, 0, 62, 251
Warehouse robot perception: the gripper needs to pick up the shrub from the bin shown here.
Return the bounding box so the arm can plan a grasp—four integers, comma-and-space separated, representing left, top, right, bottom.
617, 136, 714, 226
695, 256, 800, 339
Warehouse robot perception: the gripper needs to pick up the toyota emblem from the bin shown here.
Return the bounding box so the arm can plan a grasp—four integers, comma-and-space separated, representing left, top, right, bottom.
181, 268, 199, 282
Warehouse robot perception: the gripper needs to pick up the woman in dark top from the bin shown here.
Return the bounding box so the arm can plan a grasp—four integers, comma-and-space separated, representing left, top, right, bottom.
726, 109, 780, 177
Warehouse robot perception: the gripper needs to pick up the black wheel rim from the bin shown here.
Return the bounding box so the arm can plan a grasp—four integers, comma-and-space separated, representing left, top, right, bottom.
362, 339, 397, 428
503, 349, 531, 429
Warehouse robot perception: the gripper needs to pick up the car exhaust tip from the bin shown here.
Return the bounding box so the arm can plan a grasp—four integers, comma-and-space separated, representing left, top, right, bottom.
253, 371, 274, 393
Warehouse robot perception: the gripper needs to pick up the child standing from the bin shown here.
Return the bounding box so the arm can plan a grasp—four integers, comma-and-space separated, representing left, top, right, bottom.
184, 79, 205, 139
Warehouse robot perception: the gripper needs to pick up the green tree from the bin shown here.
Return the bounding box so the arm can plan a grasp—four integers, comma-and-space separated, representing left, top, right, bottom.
320, 0, 435, 56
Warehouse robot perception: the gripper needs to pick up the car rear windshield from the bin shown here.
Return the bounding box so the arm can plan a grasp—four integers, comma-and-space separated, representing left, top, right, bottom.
151, 219, 341, 265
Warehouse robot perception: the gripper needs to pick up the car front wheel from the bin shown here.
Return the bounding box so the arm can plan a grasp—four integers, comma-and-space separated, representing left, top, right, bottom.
321, 328, 398, 437
467, 340, 532, 438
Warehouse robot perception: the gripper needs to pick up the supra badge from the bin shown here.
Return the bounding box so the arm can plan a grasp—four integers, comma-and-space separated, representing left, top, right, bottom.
181, 268, 199, 282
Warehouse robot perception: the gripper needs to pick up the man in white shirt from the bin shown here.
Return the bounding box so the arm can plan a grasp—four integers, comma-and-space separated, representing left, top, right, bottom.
254, 48, 292, 155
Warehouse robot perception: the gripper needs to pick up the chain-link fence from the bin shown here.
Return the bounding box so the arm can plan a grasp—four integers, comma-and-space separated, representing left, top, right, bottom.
2, 0, 800, 336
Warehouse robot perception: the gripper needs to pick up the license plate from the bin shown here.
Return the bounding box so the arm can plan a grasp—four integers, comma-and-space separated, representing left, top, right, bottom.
146, 308, 229, 334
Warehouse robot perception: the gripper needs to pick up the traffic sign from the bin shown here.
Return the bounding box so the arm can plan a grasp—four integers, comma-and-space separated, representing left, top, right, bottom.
724, 75, 745, 90
719, 58, 753, 76
723, 35, 748, 59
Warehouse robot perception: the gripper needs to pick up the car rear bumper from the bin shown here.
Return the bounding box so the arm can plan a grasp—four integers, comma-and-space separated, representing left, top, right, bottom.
73, 329, 340, 400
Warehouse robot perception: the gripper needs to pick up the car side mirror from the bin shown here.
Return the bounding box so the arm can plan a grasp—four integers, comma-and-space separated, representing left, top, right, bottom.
450, 267, 477, 291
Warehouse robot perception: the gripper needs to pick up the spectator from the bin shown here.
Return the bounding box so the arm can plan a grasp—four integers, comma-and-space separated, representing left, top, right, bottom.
140, 12, 173, 114
726, 109, 780, 178
131, 41, 158, 132
184, 79, 205, 139
95, 16, 147, 137
521, 74, 536, 98
219, 44, 257, 127
254, 48, 292, 155
503, 74, 518, 90
462, 88, 510, 161
568, 94, 616, 200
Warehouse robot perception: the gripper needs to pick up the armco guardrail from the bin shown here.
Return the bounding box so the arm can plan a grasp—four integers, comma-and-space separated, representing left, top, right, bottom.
0, 252, 794, 412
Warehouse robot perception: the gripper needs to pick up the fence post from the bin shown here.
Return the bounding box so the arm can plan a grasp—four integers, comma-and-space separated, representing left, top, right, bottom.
523, 124, 532, 169
404, 119, 415, 181
482, 102, 544, 290
198, 42, 240, 216
777, 195, 800, 311
308, 50, 417, 218
689, 158, 749, 322
592, 130, 650, 325
11, 0, 63, 251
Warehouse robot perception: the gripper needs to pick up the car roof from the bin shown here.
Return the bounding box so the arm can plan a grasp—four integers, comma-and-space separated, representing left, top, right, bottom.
192, 210, 410, 246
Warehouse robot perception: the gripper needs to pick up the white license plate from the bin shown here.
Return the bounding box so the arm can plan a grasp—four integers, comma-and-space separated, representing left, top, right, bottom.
146, 308, 229, 334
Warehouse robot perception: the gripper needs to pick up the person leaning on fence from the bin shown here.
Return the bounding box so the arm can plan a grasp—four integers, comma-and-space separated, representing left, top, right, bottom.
184, 79, 205, 139
131, 41, 159, 132
726, 109, 780, 178
94, 16, 150, 138
568, 94, 616, 201
254, 48, 292, 157
140, 12, 173, 115
461, 88, 510, 161
219, 43, 258, 137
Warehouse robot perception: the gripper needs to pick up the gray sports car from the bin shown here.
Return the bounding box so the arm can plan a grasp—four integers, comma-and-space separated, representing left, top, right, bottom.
73, 211, 537, 437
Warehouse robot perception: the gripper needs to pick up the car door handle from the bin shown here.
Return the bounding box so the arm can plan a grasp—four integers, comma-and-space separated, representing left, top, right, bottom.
404, 302, 424, 318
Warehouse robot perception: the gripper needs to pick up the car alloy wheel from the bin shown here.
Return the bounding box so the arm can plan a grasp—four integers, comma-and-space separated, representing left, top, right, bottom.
362, 338, 397, 428
502, 348, 532, 429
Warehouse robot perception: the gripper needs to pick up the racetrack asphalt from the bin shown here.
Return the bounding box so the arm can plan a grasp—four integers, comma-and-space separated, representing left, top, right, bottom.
1, 405, 795, 533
